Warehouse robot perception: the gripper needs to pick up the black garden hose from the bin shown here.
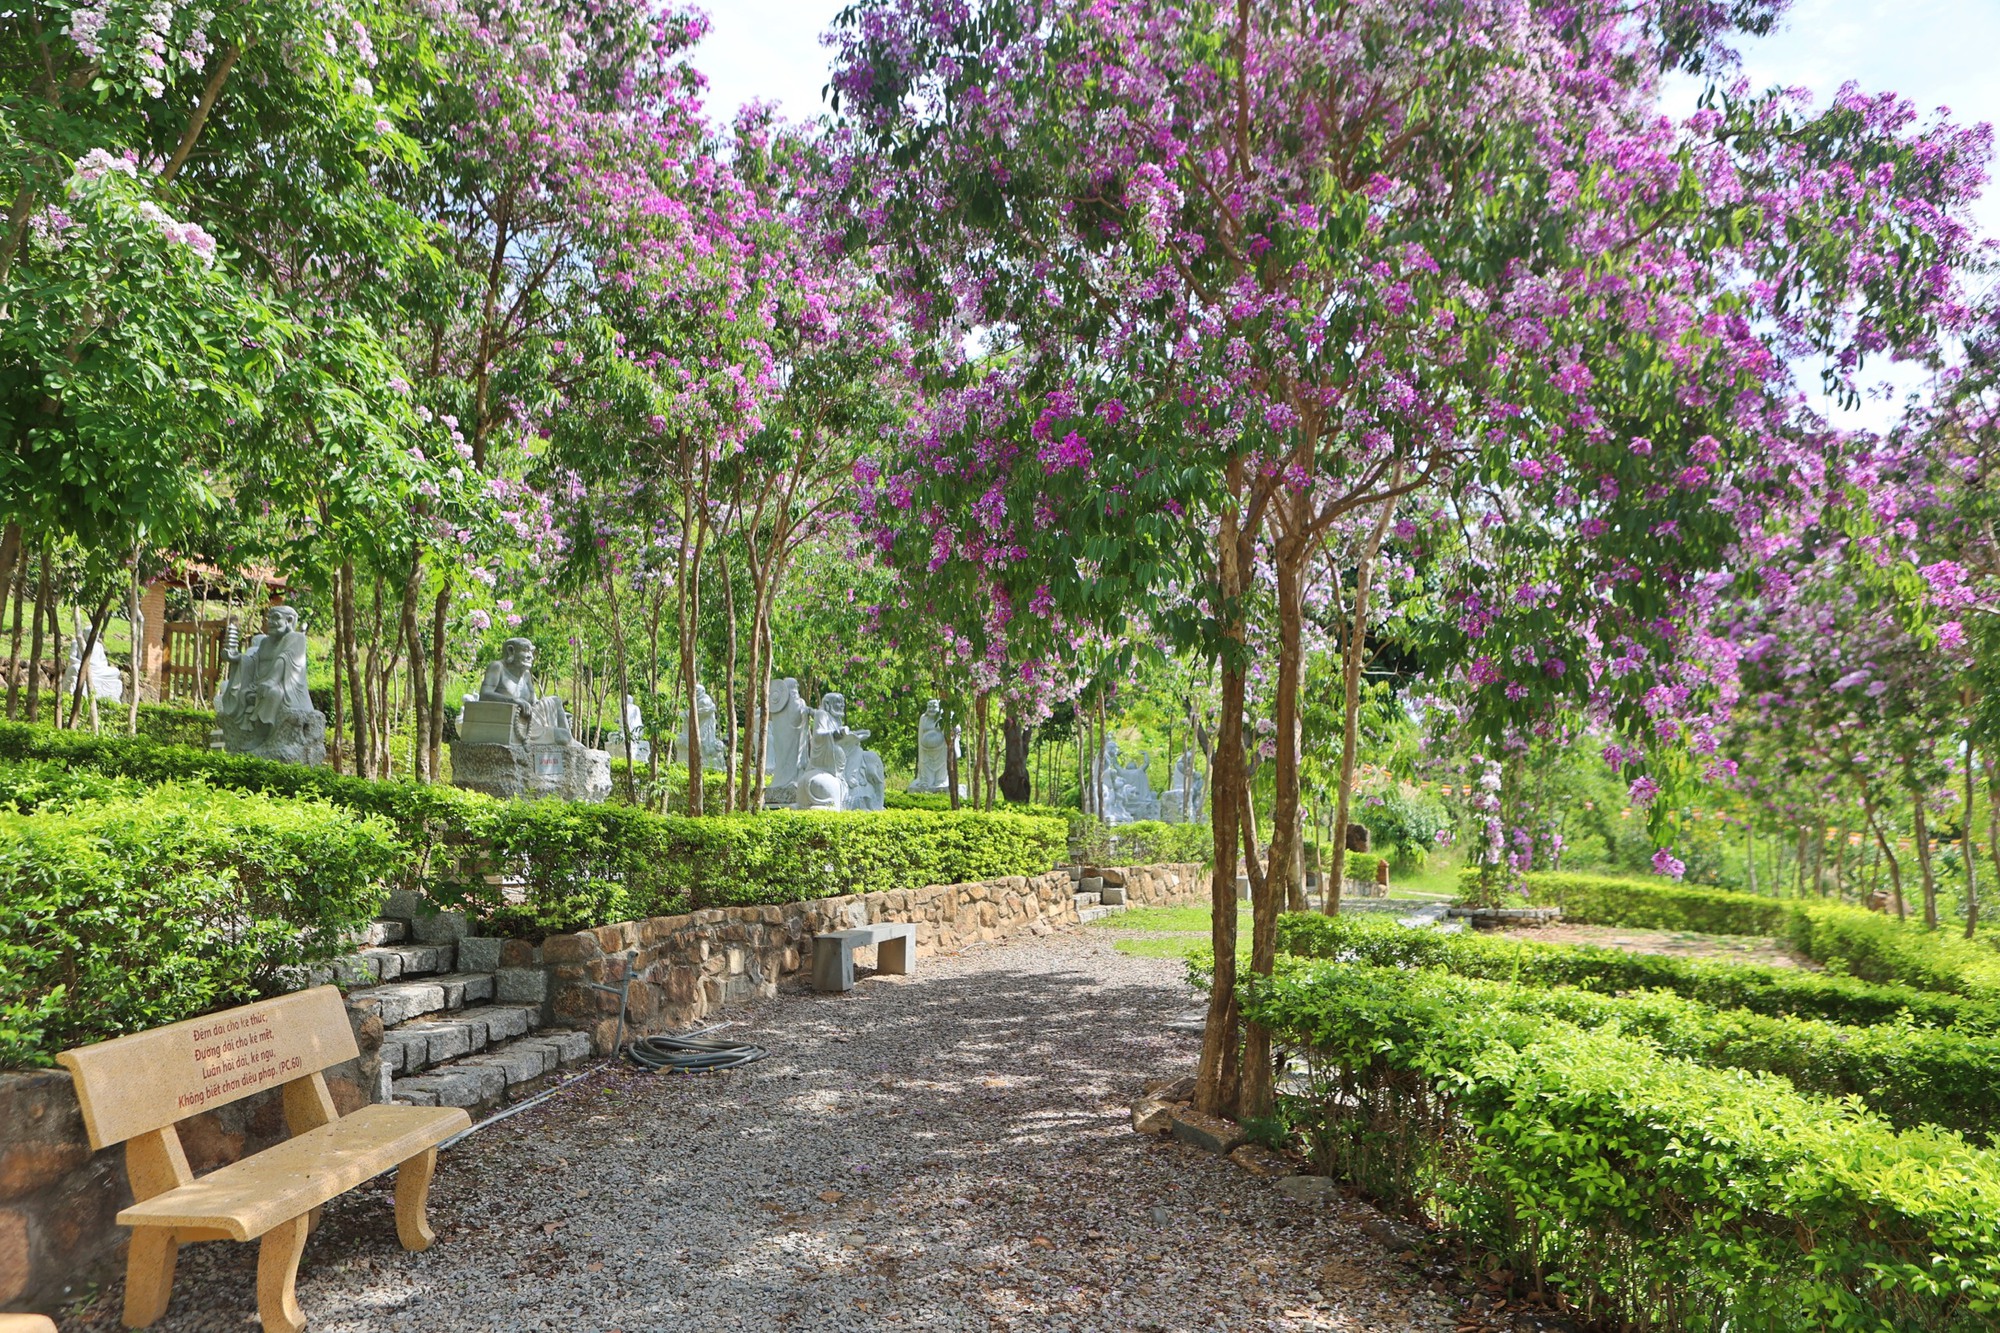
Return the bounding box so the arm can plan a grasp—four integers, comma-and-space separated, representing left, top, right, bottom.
622, 1029, 769, 1072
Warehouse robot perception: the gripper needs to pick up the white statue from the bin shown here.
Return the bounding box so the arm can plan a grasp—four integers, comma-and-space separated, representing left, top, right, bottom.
214, 605, 324, 765
63, 636, 124, 703
681, 683, 725, 770
844, 736, 887, 811
1094, 738, 1159, 824
794, 691, 855, 811
1162, 751, 1204, 823
610, 694, 650, 763
764, 677, 808, 802
454, 637, 608, 802
908, 698, 963, 795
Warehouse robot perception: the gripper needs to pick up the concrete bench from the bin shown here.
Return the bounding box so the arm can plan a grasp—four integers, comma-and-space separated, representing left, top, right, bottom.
57, 987, 471, 1333
812, 923, 918, 993
0, 1316, 57, 1332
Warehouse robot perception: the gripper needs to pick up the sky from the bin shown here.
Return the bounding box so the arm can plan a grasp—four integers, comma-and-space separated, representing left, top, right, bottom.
696, 0, 2000, 423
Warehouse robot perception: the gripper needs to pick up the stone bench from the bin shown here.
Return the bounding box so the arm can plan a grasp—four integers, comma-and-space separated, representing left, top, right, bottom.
56, 987, 470, 1333
812, 923, 918, 993
0, 1316, 57, 1332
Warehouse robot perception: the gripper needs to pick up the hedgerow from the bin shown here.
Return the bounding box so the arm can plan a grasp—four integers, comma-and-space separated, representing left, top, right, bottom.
0, 786, 405, 1067
1276, 910, 1996, 1030
1241, 961, 2000, 1329
1472, 870, 2000, 1001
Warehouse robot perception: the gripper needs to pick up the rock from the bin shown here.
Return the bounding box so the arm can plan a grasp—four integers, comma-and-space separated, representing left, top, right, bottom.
1360, 1214, 1424, 1250
1142, 1074, 1197, 1102
1098, 884, 1128, 906
1131, 1100, 1175, 1135
1277, 1174, 1338, 1203
1227, 1144, 1295, 1178
1166, 1010, 1206, 1036
1099, 868, 1127, 887
1168, 1108, 1245, 1155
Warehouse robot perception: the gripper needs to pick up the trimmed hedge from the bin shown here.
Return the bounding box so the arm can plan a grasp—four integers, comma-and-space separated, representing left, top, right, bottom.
1264, 951, 2000, 1140
1276, 910, 1997, 1031
1242, 961, 2000, 1329
0, 786, 405, 1067
1474, 871, 2000, 1001
0, 724, 1068, 938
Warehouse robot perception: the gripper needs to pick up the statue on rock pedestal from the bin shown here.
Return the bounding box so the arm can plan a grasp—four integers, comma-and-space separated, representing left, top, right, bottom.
763, 677, 807, 806
1095, 738, 1159, 825
908, 698, 964, 796
214, 606, 325, 766
452, 637, 609, 802
64, 636, 124, 703
843, 735, 887, 812
794, 691, 855, 811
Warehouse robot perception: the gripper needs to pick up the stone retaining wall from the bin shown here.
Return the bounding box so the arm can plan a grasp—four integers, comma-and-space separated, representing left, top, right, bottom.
537, 862, 1206, 1054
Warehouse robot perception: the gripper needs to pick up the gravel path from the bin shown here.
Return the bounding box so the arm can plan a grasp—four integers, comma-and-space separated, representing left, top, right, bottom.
59, 933, 1477, 1333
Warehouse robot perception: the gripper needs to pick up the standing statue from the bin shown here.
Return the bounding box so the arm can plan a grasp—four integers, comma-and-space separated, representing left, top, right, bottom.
610, 694, 650, 764
214, 605, 324, 765
681, 683, 725, 770
453, 637, 608, 802
763, 677, 808, 804
908, 698, 964, 795
63, 636, 124, 703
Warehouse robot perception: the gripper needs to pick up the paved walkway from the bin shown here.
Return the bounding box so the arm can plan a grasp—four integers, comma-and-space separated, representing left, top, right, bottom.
60, 934, 1473, 1332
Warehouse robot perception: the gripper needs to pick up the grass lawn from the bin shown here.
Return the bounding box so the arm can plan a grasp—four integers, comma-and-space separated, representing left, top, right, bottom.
1089, 903, 1249, 959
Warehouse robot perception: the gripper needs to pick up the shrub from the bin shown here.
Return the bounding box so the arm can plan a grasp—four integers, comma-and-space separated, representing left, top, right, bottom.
1242, 962, 2000, 1329
0, 786, 406, 1067
1467, 870, 2000, 1001
0, 758, 147, 811
1354, 780, 1448, 871
1276, 911, 1996, 1030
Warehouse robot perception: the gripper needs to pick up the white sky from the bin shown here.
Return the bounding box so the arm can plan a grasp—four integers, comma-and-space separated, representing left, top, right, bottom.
696, 0, 2000, 424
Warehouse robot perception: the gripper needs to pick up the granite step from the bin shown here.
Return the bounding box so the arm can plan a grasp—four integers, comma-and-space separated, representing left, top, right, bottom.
391, 1029, 596, 1112
344, 970, 495, 1027
333, 942, 457, 987
1073, 892, 1102, 908
362, 918, 408, 947
1078, 904, 1121, 924
379, 1003, 541, 1077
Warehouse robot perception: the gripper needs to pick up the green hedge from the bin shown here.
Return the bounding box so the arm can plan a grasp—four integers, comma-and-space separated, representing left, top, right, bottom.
0, 725, 1068, 938
1476, 871, 2000, 1001
1263, 952, 2000, 1140
1242, 962, 2000, 1329
1276, 911, 1996, 1031
0, 786, 405, 1067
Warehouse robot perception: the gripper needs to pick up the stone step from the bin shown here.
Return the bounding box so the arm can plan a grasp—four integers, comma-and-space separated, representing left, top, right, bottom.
379, 1004, 540, 1076
363, 918, 408, 947
1079, 904, 1122, 924
1073, 892, 1101, 908
344, 970, 494, 1027
332, 942, 457, 987
390, 1029, 596, 1112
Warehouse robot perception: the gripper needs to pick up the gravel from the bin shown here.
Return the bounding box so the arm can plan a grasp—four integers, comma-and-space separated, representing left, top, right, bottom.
58, 932, 1483, 1332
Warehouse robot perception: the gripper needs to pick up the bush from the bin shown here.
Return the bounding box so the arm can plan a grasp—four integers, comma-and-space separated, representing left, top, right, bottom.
1242, 962, 2000, 1329
477, 805, 1068, 937
1471, 871, 2000, 1001
0, 722, 1071, 939
1354, 780, 1448, 871
1276, 910, 1996, 1030
0, 786, 406, 1067
0, 758, 148, 811
1263, 953, 2000, 1140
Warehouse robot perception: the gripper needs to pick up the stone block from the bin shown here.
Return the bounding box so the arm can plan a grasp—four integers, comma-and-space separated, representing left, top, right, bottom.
1277, 1174, 1338, 1203
0, 1206, 30, 1303
410, 909, 470, 945
1131, 1100, 1175, 1135
1143, 1074, 1197, 1102
1169, 1108, 1246, 1155
1099, 884, 1128, 906
499, 939, 538, 968
1100, 868, 1127, 887
495, 967, 548, 1004
467, 1043, 552, 1085
398, 1065, 504, 1109
1228, 1145, 1296, 1178
0, 1142, 88, 1200
543, 933, 602, 965
382, 889, 425, 921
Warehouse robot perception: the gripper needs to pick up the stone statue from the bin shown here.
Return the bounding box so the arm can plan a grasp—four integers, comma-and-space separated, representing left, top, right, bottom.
1093, 738, 1158, 825
214, 605, 325, 765
680, 683, 725, 770
453, 637, 608, 802
843, 735, 887, 812
1161, 751, 1204, 823
794, 691, 855, 810
763, 677, 808, 804
908, 698, 963, 795
63, 636, 124, 703
610, 694, 650, 764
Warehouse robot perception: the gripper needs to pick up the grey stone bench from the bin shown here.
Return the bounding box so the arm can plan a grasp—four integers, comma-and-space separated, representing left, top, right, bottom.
812, 923, 918, 993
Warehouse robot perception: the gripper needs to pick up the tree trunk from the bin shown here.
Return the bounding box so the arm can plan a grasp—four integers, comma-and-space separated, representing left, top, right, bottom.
25, 546, 49, 723
1965, 749, 1981, 940
125, 561, 143, 736
0, 523, 20, 644
1326, 486, 1399, 914
1238, 770, 1279, 1121
945, 697, 962, 811
5, 548, 27, 720
603, 563, 639, 807
1861, 791, 1905, 919
1910, 793, 1939, 931
1195, 491, 1252, 1121
719, 545, 739, 813
65, 595, 114, 731
1000, 699, 1030, 803
427, 584, 450, 780
1266, 552, 1304, 918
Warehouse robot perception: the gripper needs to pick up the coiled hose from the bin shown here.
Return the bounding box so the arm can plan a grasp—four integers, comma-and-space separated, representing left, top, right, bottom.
623, 1029, 768, 1072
